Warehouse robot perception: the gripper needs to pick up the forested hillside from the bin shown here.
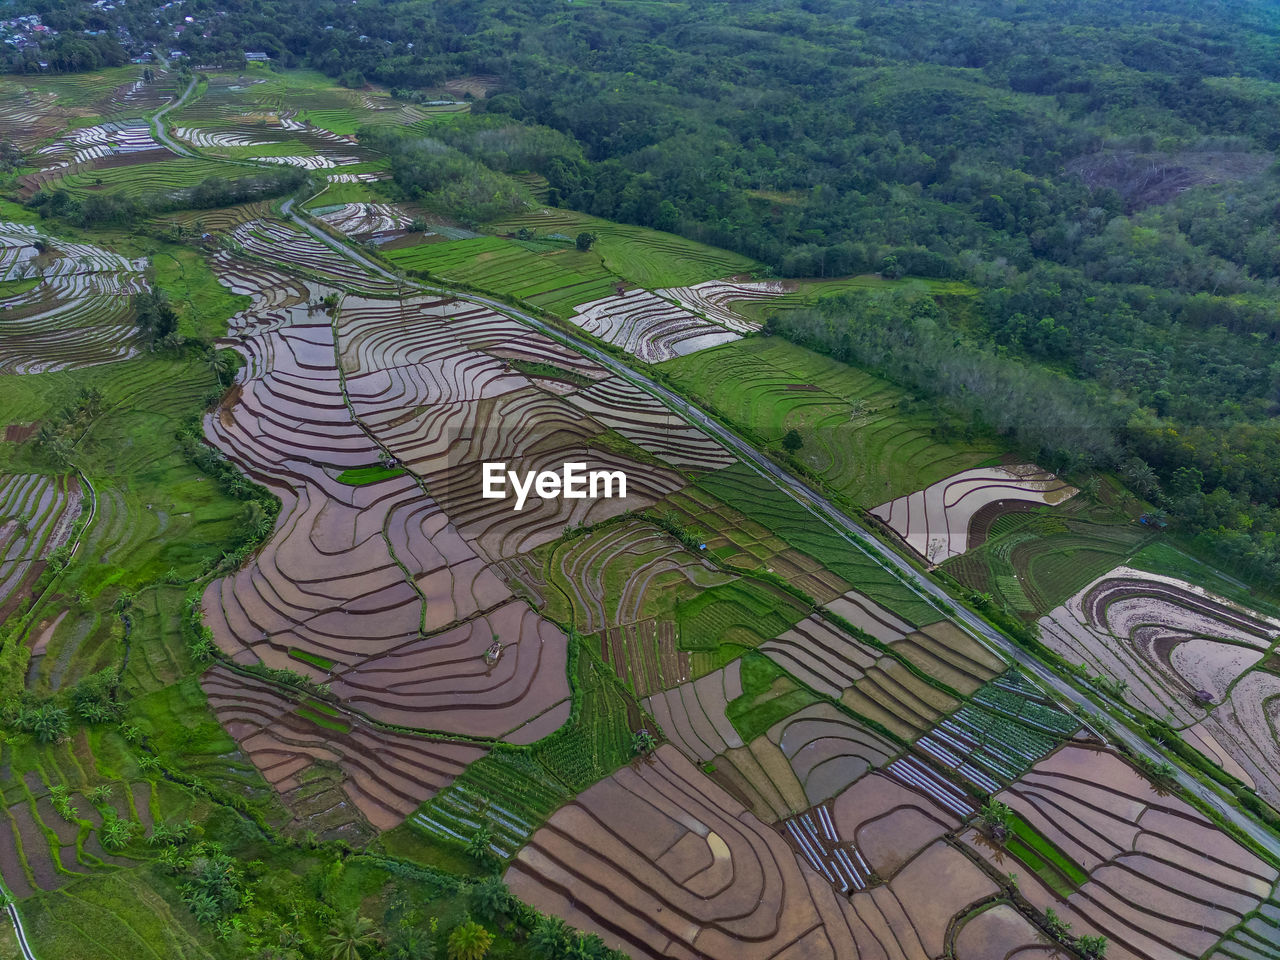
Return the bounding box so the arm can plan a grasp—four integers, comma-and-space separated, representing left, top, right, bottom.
14, 0, 1280, 581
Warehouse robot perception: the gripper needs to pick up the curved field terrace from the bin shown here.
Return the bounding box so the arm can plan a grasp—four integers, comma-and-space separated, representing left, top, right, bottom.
870, 463, 1078, 563
568, 288, 742, 362
653, 279, 781, 333
201, 664, 487, 836
201, 260, 572, 741
0, 222, 149, 374
0, 473, 80, 617
969, 743, 1279, 960
6, 61, 1280, 960
506, 745, 1015, 960
1039, 566, 1280, 805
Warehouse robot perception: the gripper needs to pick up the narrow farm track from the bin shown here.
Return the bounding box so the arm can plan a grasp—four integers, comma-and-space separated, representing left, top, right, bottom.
275, 198, 1280, 862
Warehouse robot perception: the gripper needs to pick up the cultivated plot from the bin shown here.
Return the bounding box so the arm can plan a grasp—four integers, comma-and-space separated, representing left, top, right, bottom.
662, 338, 999, 507
970, 743, 1279, 960
870, 463, 1079, 563
201, 268, 572, 742
0, 222, 149, 374
201, 664, 486, 836
1039, 566, 1280, 806
567, 288, 742, 363
0, 472, 80, 618
507, 746, 1022, 960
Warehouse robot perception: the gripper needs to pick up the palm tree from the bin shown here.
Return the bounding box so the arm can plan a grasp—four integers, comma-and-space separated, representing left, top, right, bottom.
529, 916, 572, 959
446, 920, 492, 960
467, 876, 509, 924
465, 824, 493, 862
324, 910, 379, 960
208, 350, 235, 386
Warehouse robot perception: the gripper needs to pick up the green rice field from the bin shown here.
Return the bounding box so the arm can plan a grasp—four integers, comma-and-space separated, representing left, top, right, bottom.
663, 337, 998, 506
385, 235, 621, 316
492, 208, 758, 287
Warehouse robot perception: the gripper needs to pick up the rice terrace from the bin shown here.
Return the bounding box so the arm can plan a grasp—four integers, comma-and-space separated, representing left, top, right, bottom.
1, 6, 1280, 960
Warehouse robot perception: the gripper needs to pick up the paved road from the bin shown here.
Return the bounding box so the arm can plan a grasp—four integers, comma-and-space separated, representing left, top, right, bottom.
149, 77, 197, 157
3, 890, 36, 960
280, 200, 1280, 859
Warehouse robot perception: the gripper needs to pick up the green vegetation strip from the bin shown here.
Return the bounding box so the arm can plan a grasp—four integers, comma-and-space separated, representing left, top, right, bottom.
335, 464, 407, 485
287, 647, 336, 670
725, 651, 820, 743
695, 462, 936, 624
1004, 810, 1088, 897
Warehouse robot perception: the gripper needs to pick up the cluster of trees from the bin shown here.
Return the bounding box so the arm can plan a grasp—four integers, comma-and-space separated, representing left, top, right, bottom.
0, 667, 122, 743
768, 287, 1280, 584
358, 127, 531, 225
26, 169, 307, 229
134, 288, 178, 342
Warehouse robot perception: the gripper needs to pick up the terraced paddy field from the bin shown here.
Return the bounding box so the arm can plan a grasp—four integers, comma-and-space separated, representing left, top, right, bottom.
3, 66, 1279, 960
40, 156, 236, 199
568, 288, 743, 362
201, 282, 573, 740
712, 274, 976, 325
693, 461, 940, 624
0, 472, 80, 618
506, 745, 1047, 960
871, 463, 1078, 563
942, 485, 1156, 618
662, 336, 999, 506
0, 69, 173, 154
1039, 566, 1280, 808
201, 664, 487, 837
0, 220, 149, 374
0, 351, 242, 692
384, 235, 622, 317
657, 482, 852, 603
0, 718, 225, 905
539, 518, 737, 634
971, 743, 1279, 960
493, 208, 759, 288
171, 67, 464, 141
226, 218, 401, 294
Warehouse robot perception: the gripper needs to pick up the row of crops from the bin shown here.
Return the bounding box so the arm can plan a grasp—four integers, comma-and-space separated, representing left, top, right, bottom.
695, 462, 938, 624
384, 235, 620, 317
661, 337, 996, 506
411, 647, 639, 857
910, 671, 1077, 794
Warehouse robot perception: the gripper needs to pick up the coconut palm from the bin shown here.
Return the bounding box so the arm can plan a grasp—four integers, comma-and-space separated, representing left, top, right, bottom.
466, 876, 509, 923
529, 916, 572, 959
446, 920, 492, 960
324, 910, 379, 960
